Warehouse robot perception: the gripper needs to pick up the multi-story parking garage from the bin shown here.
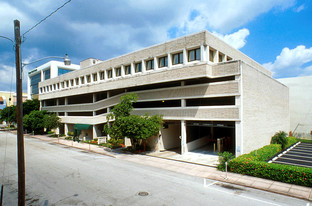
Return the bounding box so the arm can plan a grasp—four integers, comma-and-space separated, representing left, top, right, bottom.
38, 31, 289, 156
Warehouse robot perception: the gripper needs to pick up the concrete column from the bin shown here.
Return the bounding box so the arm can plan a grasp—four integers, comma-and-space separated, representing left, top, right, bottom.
112, 67, 116, 78
121, 65, 125, 77
93, 93, 96, 103
64, 123, 69, 136
181, 120, 187, 154
183, 48, 187, 65
105, 69, 109, 80
200, 45, 206, 62
56, 99, 59, 106
215, 50, 219, 63
207, 46, 210, 62
181, 99, 186, 108
167, 53, 172, 68
154, 57, 158, 70
141, 60, 146, 73
93, 125, 98, 139
40, 70, 44, 82
65, 97, 68, 105
131, 62, 135, 74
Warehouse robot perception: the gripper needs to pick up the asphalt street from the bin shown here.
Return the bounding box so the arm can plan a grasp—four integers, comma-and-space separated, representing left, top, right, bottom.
0, 131, 310, 205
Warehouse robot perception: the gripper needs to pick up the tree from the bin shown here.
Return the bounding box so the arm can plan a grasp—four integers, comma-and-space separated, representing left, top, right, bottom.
23, 110, 61, 134
104, 93, 163, 150
43, 112, 62, 131
0, 105, 17, 125
23, 99, 40, 116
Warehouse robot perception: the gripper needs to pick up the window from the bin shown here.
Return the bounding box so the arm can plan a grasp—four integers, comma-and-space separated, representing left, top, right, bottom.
30, 73, 41, 95
58, 68, 72, 76
107, 69, 113, 78
46, 86, 49, 92
86, 75, 91, 83
209, 49, 216, 62
57, 83, 60, 89
40, 88, 43, 93
49, 85, 52, 91
53, 84, 56, 90
227, 56, 233, 61
70, 79, 74, 86
219, 52, 225, 62
135, 62, 142, 73
125, 65, 131, 75
75, 78, 79, 85
115, 67, 121, 77
146, 59, 154, 70
92, 73, 97, 82
159, 56, 168, 68
65, 80, 69, 87
44, 69, 51, 80
80, 76, 85, 84
61, 82, 65, 88
99, 71, 105, 80
172, 52, 183, 65
188, 48, 200, 61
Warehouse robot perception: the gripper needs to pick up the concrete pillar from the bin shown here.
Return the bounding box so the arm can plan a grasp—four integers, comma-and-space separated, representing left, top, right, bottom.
65, 97, 68, 105
112, 67, 116, 78
93, 93, 96, 103
215, 50, 219, 63
93, 125, 98, 139
131, 62, 135, 74
181, 120, 187, 154
167, 53, 172, 68
207, 46, 210, 63
141, 60, 146, 73
183, 48, 187, 65
64, 123, 69, 136
154, 57, 158, 70
121, 65, 125, 77
201, 45, 206, 62
56, 99, 59, 106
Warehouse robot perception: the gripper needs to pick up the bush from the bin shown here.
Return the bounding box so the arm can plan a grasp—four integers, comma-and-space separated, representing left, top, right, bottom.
285, 136, 299, 148
217, 151, 235, 171
65, 136, 73, 140
67, 131, 74, 136
270, 131, 287, 149
228, 144, 312, 187
47, 131, 55, 135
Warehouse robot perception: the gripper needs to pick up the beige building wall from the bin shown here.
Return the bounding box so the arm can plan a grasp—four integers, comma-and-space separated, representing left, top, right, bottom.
241, 62, 289, 154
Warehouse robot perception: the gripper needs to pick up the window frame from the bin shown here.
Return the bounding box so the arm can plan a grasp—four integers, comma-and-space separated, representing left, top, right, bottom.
188, 48, 200, 62
115, 67, 121, 77
107, 69, 113, 78
158, 56, 168, 68
125, 65, 131, 75
146, 59, 154, 70
135, 62, 142, 73
172, 52, 183, 65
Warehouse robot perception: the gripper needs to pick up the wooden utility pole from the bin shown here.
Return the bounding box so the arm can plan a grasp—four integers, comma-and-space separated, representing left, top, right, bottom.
14, 19, 25, 206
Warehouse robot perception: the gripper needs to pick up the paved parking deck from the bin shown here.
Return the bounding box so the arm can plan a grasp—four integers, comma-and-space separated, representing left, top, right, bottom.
272, 142, 312, 168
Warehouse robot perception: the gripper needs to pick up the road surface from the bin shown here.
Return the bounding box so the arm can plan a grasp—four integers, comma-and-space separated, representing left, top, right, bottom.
0, 131, 309, 205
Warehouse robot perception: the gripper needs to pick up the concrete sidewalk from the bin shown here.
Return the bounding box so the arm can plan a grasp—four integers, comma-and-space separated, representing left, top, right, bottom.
25, 133, 312, 202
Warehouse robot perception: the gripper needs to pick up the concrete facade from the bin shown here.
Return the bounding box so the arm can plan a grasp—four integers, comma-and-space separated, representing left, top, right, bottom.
38, 31, 289, 156
27, 61, 80, 99
278, 76, 312, 137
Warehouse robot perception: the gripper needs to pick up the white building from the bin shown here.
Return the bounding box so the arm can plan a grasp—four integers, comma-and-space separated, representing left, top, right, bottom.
27, 61, 80, 99
38, 31, 289, 156
278, 76, 312, 138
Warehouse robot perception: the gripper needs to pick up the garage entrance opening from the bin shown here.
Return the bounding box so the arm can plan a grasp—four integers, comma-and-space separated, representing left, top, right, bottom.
186, 121, 235, 154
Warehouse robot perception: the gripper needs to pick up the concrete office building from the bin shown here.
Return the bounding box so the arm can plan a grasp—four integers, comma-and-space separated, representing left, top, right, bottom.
27, 61, 80, 99
278, 76, 312, 138
39, 31, 289, 156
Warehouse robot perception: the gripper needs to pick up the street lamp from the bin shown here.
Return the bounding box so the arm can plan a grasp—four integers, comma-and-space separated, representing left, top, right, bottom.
22, 54, 71, 67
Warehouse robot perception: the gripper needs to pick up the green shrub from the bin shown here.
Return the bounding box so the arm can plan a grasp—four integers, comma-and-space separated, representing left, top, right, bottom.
229, 159, 312, 187
217, 151, 235, 171
67, 131, 74, 136
65, 136, 73, 140
270, 131, 287, 149
285, 136, 299, 148
299, 139, 312, 144
228, 144, 312, 187
47, 131, 55, 135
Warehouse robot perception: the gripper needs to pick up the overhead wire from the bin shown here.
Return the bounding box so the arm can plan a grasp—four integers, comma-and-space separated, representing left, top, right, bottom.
22, 0, 72, 39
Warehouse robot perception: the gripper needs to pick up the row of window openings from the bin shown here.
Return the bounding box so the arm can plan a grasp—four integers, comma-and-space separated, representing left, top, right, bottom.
41, 48, 232, 93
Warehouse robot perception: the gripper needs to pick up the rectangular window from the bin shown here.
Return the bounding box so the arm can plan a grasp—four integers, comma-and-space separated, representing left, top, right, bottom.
65, 80, 69, 87
75, 78, 79, 85
115, 67, 121, 77
135, 62, 142, 73
86, 75, 91, 83
172, 52, 183, 65
44, 69, 51, 80
30, 73, 41, 95
159, 56, 168, 68
80, 76, 85, 84
61, 82, 65, 88
57, 83, 60, 89
107, 69, 113, 78
146, 59, 154, 70
92, 73, 97, 82
209, 49, 215, 62
49, 85, 52, 91
40, 88, 43, 93
125, 65, 131, 75
70, 79, 74, 86
219, 52, 225, 62
188, 48, 200, 62
53, 84, 56, 90
99, 71, 105, 80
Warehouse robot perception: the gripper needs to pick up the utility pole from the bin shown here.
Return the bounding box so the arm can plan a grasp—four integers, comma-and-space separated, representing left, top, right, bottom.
14, 19, 25, 206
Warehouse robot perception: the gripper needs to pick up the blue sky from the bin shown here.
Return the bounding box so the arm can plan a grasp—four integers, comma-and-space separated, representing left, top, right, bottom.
0, 0, 311, 93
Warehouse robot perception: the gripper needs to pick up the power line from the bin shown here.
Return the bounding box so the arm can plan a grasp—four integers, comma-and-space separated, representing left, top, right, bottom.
22, 0, 72, 38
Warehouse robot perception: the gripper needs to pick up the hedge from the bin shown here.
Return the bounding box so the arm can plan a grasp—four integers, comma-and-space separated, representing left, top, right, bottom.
228, 143, 312, 187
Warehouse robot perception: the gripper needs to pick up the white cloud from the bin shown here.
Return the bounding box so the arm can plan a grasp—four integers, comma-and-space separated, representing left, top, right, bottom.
212, 29, 250, 49
294, 4, 305, 12
263, 45, 312, 78
175, 0, 295, 34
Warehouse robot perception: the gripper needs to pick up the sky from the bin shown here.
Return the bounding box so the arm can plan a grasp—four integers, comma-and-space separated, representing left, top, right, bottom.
0, 0, 311, 93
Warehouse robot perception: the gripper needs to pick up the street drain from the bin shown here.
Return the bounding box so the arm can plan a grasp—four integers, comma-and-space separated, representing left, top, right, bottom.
138, 191, 149, 196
